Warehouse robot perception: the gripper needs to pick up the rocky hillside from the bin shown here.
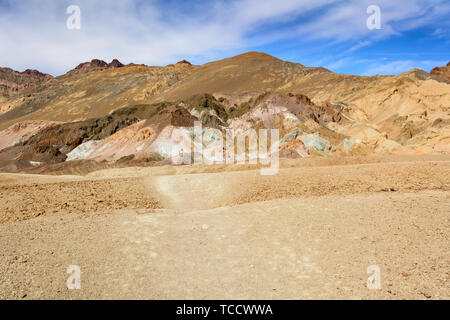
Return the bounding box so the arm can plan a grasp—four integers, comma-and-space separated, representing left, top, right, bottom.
0, 60, 194, 127
67, 59, 125, 75
0, 52, 448, 172
0, 67, 53, 101
430, 61, 450, 81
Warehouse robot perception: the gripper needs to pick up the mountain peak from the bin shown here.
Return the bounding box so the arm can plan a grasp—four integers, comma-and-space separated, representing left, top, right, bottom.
68, 59, 124, 75
230, 51, 280, 61
176, 60, 192, 66
108, 59, 124, 68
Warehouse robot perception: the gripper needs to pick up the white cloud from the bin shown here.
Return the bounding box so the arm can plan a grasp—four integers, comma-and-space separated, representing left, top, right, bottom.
347, 40, 371, 53
0, 0, 448, 75
0, 0, 330, 74
431, 28, 449, 39
295, 0, 450, 42
363, 59, 447, 76
324, 58, 352, 71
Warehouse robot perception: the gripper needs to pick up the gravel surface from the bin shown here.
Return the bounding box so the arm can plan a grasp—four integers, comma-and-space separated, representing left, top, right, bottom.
0, 158, 448, 299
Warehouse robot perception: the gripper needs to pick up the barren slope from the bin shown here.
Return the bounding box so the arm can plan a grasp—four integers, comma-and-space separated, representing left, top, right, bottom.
431, 62, 450, 82
0, 63, 193, 130
1, 52, 447, 130
0, 158, 448, 299
0, 52, 448, 173
0, 67, 53, 102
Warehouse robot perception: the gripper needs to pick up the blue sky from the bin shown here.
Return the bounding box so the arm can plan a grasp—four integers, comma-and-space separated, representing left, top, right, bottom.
0, 0, 449, 76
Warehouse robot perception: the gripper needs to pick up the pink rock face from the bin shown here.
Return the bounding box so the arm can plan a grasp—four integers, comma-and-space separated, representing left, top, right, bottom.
0, 120, 61, 152
84, 120, 159, 161
151, 126, 195, 159
227, 93, 340, 134
279, 140, 310, 158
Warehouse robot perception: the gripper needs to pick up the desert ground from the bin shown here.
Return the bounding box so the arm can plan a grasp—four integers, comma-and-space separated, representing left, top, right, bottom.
0, 155, 448, 300
0, 0, 449, 303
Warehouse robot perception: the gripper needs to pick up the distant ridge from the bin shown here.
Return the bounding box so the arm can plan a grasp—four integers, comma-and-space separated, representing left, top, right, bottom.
430, 61, 450, 81
0, 67, 53, 98
67, 58, 125, 75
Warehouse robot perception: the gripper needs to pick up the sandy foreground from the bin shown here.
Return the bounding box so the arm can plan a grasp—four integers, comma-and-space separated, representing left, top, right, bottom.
0, 156, 449, 299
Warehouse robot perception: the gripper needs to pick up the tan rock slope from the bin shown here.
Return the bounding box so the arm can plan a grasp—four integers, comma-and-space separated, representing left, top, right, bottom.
67, 58, 125, 75
0, 52, 448, 172
0, 61, 194, 128
430, 61, 450, 81
0, 67, 53, 111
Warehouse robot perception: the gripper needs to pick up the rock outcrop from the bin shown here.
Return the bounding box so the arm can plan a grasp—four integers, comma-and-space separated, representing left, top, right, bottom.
67, 59, 125, 75
0, 52, 448, 171
0, 67, 53, 97
430, 61, 450, 81
108, 59, 125, 68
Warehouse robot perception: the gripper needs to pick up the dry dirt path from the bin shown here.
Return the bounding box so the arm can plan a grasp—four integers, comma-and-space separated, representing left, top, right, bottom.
0, 191, 449, 299
147, 161, 449, 211
0, 160, 449, 299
